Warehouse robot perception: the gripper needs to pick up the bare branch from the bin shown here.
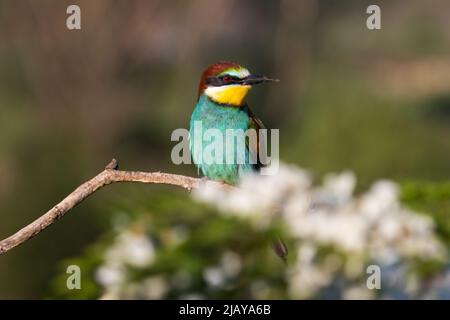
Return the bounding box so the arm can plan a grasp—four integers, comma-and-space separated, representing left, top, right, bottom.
0, 159, 204, 255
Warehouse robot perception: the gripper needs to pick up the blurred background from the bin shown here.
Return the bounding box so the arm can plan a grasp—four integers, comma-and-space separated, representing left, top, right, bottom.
0, 0, 449, 299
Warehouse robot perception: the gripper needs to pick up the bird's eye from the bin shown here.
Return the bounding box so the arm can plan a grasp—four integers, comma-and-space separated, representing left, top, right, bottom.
223, 76, 232, 82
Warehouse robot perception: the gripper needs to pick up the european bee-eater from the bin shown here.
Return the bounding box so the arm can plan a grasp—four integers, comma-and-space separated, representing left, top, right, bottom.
189, 61, 287, 261
189, 61, 278, 185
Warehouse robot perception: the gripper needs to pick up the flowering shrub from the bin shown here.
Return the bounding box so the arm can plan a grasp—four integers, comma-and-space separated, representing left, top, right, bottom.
50, 164, 450, 299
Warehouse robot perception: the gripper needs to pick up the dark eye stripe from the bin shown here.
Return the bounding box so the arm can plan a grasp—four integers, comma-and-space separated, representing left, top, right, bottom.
205, 75, 242, 86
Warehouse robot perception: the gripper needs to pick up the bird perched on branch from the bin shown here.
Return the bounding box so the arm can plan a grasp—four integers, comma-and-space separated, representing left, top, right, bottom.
189, 61, 278, 185
189, 61, 287, 261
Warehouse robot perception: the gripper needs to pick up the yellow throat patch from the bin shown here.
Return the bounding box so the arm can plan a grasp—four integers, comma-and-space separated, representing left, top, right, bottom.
205, 85, 252, 106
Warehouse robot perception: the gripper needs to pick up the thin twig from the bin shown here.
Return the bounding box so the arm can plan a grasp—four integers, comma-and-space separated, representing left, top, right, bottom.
0, 159, 205, 255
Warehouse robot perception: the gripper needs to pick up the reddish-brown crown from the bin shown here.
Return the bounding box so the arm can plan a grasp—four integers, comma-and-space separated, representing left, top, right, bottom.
197, 61, 242, 100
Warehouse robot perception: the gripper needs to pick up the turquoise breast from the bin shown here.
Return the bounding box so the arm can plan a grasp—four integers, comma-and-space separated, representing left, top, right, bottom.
189, 94, 255, 184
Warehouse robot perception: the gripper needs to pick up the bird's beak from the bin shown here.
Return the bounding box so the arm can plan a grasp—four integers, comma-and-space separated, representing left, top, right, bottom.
242, 74, 280, 85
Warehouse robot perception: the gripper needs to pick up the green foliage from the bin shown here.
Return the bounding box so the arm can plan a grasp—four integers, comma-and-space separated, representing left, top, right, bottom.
48, 190, 289, 299
48, 179, 450, 299
49, 245, 105, 300
2, 1, 450, 298
401, 181, 450, 245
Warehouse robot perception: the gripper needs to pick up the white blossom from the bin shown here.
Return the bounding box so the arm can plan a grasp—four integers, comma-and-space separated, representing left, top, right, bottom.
137, 276, 169, 299
221, 251, 242, 278
95, 229, 156, 296
104, 231, 155, 268
95, 263, 126, 288
203, 266, 226, 287
95, 162, 446, 299
191, 162, 446, 299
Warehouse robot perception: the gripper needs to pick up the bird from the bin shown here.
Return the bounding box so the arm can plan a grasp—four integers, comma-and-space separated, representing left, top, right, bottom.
189, 61, 278, 185
189, 61, 288, 261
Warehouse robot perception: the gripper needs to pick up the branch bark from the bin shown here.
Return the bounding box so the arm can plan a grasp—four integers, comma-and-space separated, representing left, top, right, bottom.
0, 159, 203, 255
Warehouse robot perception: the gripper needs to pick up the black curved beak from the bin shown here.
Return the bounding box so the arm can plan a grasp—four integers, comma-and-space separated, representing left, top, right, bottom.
242, 74, 280, 85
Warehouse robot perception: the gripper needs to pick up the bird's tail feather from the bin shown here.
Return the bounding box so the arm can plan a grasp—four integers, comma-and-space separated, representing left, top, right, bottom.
272, 237, 288, 263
